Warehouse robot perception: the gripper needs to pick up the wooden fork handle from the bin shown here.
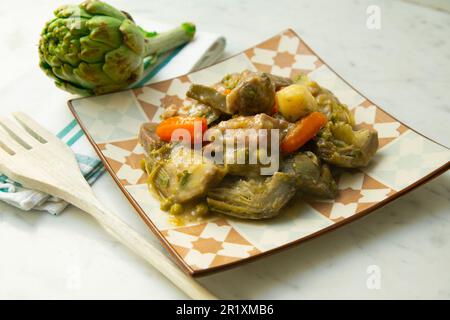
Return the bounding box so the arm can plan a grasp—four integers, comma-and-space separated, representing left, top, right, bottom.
68, 193, 217, 300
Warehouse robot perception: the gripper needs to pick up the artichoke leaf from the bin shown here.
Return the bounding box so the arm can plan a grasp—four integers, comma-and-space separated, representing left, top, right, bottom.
103, 46, 141, 83
54, 4, 93, 19
42, 50, 62, 68
93, 83, 129, 95
186, 84, 228, 114
64, 17, 90, 36
39, 60, 56, 79
75, 62, 116, 88
81, 0, 128, 21
54, 79, 92, 96
45, 19, 65, 34
120, 19, 145, 56
58, 38, 81, 66
46, 17, 90, 37
52, 63, 78, 83
87, 16, 123, 48
80, 36, 112, 63
96, 60, 144, 94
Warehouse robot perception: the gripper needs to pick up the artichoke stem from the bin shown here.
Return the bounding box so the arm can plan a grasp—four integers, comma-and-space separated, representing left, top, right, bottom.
144, 22, 196, 56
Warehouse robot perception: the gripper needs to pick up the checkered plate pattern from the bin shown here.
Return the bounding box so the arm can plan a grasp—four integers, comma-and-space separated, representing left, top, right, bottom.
69, 30, 450, 275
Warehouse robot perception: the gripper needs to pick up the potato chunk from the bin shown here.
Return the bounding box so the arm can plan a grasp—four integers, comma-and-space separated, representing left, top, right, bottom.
276, 84, 317, 122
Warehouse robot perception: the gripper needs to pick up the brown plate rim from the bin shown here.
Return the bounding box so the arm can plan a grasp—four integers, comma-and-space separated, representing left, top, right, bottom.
68, 28, 450, 277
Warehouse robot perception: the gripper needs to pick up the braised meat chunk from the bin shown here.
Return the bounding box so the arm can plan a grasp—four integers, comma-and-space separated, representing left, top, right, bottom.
187, 71, 282, 116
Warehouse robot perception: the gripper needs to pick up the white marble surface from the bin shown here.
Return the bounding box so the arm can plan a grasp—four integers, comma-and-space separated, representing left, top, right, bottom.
0, 0, 449, 299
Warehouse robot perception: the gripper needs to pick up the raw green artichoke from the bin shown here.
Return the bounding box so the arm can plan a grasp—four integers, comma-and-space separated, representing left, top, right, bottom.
39, 0, 196, 95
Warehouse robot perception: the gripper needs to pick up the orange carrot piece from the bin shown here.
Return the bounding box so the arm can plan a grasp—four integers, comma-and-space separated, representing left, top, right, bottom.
280, 112, 327, 154
156, 116, 207, 143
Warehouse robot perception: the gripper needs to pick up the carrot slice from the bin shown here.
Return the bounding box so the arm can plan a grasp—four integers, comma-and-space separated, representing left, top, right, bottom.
280, 112, 327, 154
156, 116, 207, 143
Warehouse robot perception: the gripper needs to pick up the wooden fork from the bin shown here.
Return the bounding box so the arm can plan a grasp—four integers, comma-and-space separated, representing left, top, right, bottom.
0, 112, 216, 300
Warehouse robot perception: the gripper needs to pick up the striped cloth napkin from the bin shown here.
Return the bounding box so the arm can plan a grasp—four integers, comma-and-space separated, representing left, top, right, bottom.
0, 25, 225, 215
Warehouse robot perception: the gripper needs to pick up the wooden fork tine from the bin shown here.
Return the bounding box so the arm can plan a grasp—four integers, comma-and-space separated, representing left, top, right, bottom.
12, 112, 59, 144
0, 140, 12, 158
0, 117, 38, 148
0, 127, 26, 153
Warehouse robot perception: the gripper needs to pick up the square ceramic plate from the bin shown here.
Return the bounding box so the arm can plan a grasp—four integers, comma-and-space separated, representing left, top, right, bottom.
69, 29, 450, 276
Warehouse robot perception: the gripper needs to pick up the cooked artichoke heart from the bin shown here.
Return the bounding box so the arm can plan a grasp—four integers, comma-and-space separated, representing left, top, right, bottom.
316, 122, 378, 168
147, 144, 227, 203
206, 172, 296, 219
281, 151, 337, 198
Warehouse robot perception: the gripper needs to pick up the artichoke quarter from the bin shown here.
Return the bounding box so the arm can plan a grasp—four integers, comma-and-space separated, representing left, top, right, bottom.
206, 173, 297, 219
39, 0, 196, 95
145, 144, 227, 204
281, 151, 338, 199
315, 122, 379, 168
